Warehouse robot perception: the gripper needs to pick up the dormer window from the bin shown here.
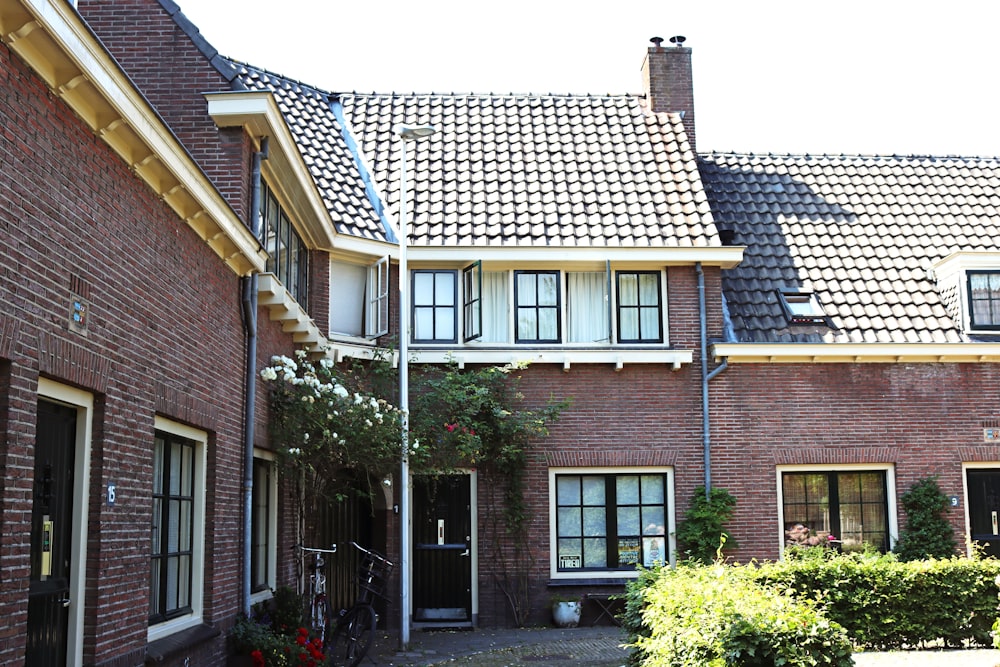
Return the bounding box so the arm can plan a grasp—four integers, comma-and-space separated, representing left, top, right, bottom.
778, 290, 828, 325
968, 271, 1000, 330
933, 253, 1000, 334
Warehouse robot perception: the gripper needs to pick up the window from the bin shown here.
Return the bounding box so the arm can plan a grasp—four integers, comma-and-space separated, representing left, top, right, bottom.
567, 272, 610, 343
262, 182, 309, 309
463, 263, 482, 342
515, 271, 560, 343
777, 290, 829, 325
328, 256, 390, 339
554, 472, 669, 574
412, 270, 457, 343
968, 271, 1000, 329
366, 257, 390, 337
150, 431, 195, 624
251, 454, 277, 597
781, 470, 889, 553
616, 271, 662, 343
480, 270, 509, 343
149, 419, 206, 638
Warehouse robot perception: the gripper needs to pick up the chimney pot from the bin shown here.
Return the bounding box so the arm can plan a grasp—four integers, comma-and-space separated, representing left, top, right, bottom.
669, 35, 687, 47
650, 36, 665, 49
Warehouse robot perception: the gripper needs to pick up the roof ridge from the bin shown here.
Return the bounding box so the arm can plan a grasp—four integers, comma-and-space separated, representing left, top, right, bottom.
699, 151, 1000, 162
339, 91, 641, 100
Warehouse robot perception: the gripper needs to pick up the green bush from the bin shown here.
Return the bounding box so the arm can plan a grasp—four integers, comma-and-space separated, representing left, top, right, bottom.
752, 552, 1000, 649
623, 564, 853, 666
893, 477, 958, 561
674, 486, 738, 564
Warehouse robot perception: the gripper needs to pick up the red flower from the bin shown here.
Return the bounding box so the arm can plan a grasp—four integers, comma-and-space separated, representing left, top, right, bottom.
250, 649, 265, 667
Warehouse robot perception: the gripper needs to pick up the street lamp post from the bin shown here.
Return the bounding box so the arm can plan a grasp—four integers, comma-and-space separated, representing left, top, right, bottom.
396, 123, 436, 648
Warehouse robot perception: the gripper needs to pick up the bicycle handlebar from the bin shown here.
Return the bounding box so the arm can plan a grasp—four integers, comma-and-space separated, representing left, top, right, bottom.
293, 543, 338, 554
348, 541, 393, 568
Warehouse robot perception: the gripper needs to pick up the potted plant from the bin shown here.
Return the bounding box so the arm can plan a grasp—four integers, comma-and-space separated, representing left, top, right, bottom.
550, 594, 582, 628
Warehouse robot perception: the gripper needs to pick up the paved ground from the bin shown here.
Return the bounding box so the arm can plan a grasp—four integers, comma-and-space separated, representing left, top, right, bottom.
363, 625, 1000, 667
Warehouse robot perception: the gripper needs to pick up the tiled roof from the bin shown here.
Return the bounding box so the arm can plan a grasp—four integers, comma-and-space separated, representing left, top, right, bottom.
237, 65, 389, 242
339, 93, 718, 248
700, 153, 1000, 344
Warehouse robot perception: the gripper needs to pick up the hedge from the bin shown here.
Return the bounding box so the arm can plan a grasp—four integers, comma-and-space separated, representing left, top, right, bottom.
622, 565, 853, 666
622, 552, 1000, 665
751, 550, 1000, 649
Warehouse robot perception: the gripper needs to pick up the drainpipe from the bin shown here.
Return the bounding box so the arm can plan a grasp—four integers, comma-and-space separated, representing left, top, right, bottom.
242, 138, 269, 616
696, 262, 728, 500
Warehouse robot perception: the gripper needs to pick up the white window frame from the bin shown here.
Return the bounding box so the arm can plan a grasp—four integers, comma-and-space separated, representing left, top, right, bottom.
548, 466, 675, 580
775, 463, 897, 557
148, 417, 207, 642
365, 255, 390, 338
250, 449, 278, 605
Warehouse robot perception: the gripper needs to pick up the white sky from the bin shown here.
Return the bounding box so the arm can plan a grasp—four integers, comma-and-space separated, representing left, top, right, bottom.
179, 0, 1000, 157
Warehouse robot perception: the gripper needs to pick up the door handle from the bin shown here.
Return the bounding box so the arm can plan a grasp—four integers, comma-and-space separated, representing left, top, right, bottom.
459, 549, 470, 557
57, 597, 70, 608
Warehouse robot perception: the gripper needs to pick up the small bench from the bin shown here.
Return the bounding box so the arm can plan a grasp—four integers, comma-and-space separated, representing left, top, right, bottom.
583, 592, 624, 626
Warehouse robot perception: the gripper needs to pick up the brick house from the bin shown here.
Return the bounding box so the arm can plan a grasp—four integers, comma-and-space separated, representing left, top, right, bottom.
5, 0, 1000, 664
0, 0, 323, 664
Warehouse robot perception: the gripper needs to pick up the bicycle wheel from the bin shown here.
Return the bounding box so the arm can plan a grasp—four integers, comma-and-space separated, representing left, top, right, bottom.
328, 605, 376, 667
311, 593, 332, 645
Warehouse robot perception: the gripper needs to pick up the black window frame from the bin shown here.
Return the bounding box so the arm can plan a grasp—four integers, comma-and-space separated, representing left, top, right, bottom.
555, 473, 668, 572
514, 270, 561, 344
411, 269, 458, 343
968, 270, 1000, 330
615, 270, 664, 343
261, 182, 310, 310
150, 431, 196, 624
463, 262, 483, 342
781, 470, 889, 553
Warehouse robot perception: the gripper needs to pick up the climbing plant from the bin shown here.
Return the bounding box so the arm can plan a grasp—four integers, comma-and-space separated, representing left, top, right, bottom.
893, 476, 958, 561
675, 486, 738, 564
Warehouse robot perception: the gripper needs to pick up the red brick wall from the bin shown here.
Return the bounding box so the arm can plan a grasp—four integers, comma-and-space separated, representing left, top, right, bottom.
0, 31, 294, 667
78, 0, 251, 221
709, 362, 1000, 562
642, 42, 696, 151
470, 264, 726, 626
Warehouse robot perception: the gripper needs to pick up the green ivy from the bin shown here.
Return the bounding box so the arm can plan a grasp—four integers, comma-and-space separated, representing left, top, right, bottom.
674, 486, 738, 564
893, 476, 958, 561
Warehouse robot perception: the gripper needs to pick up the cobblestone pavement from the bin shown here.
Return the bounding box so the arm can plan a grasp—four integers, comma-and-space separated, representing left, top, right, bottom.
363, 626, 1000, 667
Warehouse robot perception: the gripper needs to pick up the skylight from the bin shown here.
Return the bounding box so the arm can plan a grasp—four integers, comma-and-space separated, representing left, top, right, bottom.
778, 290, 829, 325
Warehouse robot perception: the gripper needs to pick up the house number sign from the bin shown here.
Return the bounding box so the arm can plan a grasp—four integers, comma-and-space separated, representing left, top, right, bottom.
107, 482, 116, 507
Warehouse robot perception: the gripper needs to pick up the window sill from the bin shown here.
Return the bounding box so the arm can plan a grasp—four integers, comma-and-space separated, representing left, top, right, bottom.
407, 346, 693, 370
146, 623, 220, 664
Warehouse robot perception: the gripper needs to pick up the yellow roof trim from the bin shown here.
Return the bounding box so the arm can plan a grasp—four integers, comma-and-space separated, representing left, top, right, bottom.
1, 0, 266, 275
206, 91, 338, 250
713, 343, 1000, 363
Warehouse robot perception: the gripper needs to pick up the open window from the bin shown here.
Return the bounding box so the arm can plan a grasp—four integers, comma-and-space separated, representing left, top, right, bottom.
366, 256, 390, 338
777, 289, 830, 326
463, 262, 482, 342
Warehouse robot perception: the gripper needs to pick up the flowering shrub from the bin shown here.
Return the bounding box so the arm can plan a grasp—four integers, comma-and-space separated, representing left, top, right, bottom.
231, 590, 325, 666
260, 350, 403, 501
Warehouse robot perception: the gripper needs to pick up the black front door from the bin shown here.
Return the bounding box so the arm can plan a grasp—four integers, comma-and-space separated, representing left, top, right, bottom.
26, 400, 76, 665
968, 469, 1000, 557
412, 474, 471, 624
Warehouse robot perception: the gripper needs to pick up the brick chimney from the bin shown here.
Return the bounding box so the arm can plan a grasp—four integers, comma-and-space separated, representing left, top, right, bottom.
642, 36, 696, 151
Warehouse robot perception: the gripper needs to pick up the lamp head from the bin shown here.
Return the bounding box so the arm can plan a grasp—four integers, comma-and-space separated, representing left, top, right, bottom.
396, 124, 437, 141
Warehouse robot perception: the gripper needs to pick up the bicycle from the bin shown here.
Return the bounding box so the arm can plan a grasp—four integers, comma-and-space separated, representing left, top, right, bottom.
294, 543, 338, 645
328, 541, 394, 667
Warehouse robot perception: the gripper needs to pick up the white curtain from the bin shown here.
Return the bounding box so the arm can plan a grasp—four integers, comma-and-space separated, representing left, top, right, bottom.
567, 272, 609, 343
480, 271, 509, 342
